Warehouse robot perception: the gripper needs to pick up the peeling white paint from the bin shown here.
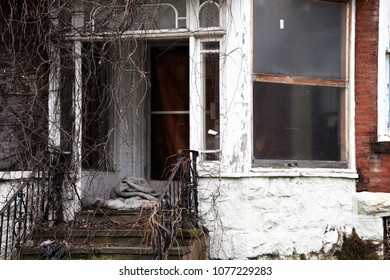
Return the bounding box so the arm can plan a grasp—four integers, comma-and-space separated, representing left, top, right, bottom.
197, 175, 390, 259
198, 176, 356, 259
3, 0, 389, 261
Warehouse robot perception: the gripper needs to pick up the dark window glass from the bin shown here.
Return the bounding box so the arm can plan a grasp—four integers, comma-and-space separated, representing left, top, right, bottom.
253, 0, 346, 79
253, 83, 342, 161
252, 0, 348, 165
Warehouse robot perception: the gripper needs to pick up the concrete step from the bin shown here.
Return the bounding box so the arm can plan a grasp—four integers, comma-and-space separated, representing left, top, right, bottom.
74, 209, 154, 225
30, 227, 200, 247
19, 208, 207, 260
20, 229, 206, 260
20, 244, 192, 260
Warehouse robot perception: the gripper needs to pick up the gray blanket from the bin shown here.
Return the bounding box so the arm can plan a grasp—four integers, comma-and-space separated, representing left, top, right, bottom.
109, 176, 159, 200
82, 176, 160, 210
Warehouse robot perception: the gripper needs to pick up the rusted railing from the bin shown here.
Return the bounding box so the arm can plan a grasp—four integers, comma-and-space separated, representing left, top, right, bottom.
156, 149, 199, 259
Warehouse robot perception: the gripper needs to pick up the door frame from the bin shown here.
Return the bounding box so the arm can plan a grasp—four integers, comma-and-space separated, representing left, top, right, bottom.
146, 40, 190, 181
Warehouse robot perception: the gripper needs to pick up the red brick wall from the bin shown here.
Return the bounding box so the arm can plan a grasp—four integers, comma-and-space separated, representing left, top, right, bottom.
355, 0, 390, 192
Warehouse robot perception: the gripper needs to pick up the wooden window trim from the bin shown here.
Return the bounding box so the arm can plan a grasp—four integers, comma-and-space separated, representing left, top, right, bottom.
253, 73, 346, 88
252, 159, 348, 169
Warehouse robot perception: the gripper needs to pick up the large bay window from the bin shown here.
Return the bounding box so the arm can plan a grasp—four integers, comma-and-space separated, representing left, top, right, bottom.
253, 0, 348, 167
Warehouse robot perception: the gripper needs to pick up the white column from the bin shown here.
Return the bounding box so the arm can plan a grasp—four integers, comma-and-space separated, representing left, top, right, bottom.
188, 0, 203, 153
48, 3, 61, 148
72, 2, 84, 186
73, 40, 82, 193
48, 45, 61, 148
65, 3, 84, 220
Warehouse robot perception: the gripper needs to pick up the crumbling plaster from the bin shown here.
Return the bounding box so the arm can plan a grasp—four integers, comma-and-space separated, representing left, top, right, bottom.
192, 0, 388, 260
198, 175, 390, 259
198, 176, 355, 259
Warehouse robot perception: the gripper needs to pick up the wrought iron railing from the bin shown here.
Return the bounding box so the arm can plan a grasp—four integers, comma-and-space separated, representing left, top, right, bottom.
156, 149, 199, 259
0, 150, 76, 259
0, 177, 44, 259
384, 216, 390, 260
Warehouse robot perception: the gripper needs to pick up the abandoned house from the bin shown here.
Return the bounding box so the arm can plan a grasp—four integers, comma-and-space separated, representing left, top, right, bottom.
1, 0, 390, 260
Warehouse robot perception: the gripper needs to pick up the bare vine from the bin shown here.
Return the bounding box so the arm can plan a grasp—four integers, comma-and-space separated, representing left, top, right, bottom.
0, 0, 227, 259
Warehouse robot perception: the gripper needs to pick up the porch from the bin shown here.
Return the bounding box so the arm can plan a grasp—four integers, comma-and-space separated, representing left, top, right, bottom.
0, 150, 206, 260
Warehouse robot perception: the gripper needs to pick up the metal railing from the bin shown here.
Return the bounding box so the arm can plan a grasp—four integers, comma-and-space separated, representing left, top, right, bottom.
384, 216, 390, 260
156, 149, 199, 259
0, 177, 44, 259
0, 150, 76, 259
1, 149, 198, 260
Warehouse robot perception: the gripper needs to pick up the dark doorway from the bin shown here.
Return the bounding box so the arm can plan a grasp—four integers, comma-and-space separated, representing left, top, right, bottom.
150, 45, 189, 180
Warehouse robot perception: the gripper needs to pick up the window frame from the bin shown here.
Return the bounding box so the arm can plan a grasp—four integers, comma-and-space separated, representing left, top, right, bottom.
200, 40, 222, 161
251, 0, 350, 168
81, 42, 115, 171
377, 0, 390, 142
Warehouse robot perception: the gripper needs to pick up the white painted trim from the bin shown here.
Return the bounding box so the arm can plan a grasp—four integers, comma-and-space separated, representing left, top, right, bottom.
72, 5, 83, 195
348, 0, 357, 170
66, 28, 226, 41
0, 171, 35, 180
189, 36, 202, 152
73, 40, 82, 193
48, 8, 61, 148
48, 45, 61, 148
377, 0, 390, 141
199, 39, 222, 161
199, 168, 358, 179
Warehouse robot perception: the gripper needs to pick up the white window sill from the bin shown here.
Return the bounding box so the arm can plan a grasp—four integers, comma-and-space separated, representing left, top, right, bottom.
199, 167, 358, 179
377, 134, 390, 143
249, 167, 358, 179
0, 171, 35, 180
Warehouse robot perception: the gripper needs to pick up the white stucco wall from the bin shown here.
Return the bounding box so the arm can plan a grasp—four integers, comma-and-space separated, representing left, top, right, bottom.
188, 0, 390, 260
353, 192, 390, 240
198, 176, 358, 259
198, 174, 390, 259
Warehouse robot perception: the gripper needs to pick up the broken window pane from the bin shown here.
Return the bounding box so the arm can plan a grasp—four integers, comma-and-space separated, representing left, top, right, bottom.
253, 0, 347, 79
253, 82, 343, 162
